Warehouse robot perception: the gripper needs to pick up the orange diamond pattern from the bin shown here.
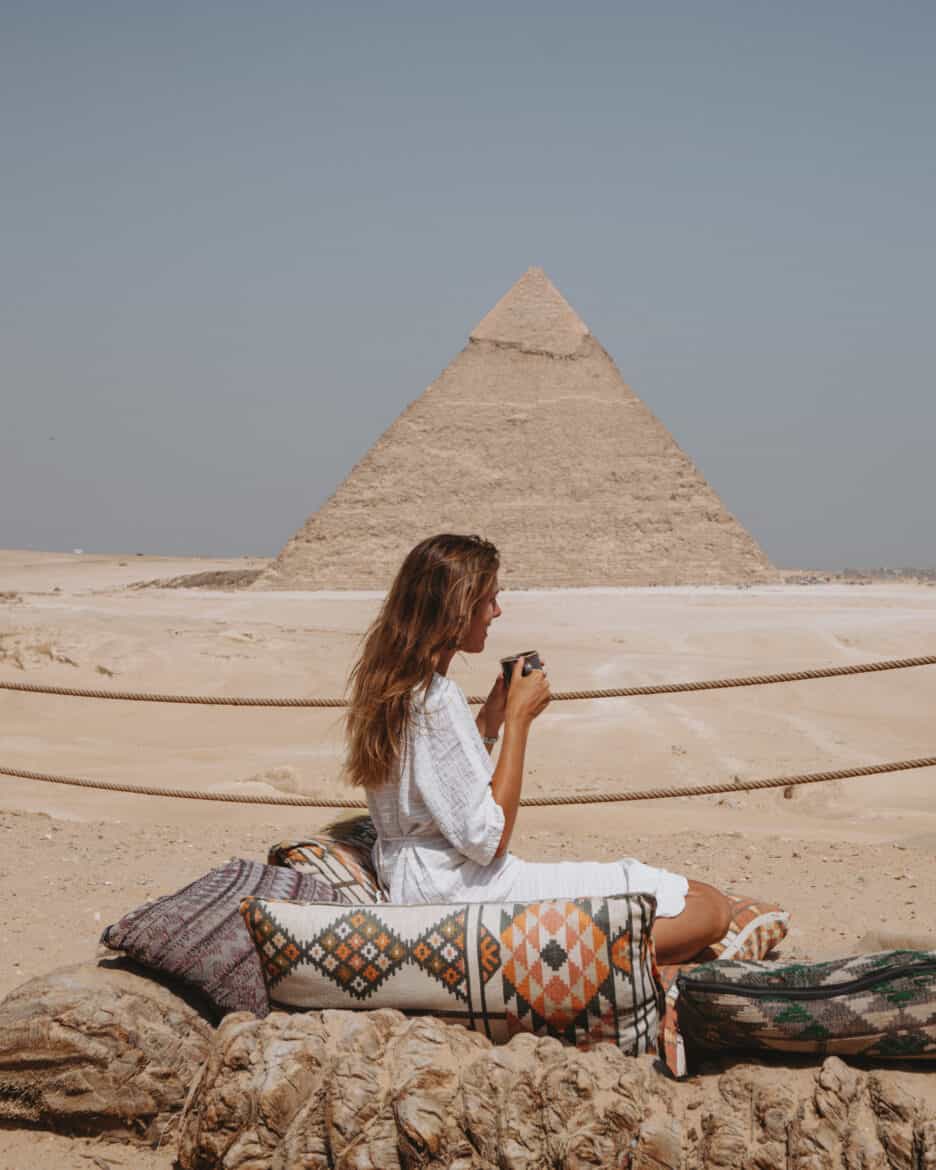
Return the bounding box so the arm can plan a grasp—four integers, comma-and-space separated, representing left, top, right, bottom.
501, 902, 612, 1036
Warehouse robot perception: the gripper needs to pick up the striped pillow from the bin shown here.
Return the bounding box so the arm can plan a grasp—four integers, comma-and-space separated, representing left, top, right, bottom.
101, 859, 338, 1017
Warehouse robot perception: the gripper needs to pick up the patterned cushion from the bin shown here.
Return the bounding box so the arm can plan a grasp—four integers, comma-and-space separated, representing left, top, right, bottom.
268, 816, 384, 905
101, 859, 339, 1018
677, 950, 936, 1059
240, 893, 663, 1054
658, 893, 789, 1077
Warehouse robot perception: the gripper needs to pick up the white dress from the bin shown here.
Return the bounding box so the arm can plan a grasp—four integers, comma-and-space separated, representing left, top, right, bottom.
367, 674, 688, 917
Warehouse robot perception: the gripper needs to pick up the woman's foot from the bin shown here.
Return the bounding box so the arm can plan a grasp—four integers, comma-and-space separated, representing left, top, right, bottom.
652, 880, 732, 965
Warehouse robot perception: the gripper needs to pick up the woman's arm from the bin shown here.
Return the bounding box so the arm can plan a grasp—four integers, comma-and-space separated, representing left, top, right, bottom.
416, 666, 549, 865
419, 685, 507, 866
490, 661, 550, 858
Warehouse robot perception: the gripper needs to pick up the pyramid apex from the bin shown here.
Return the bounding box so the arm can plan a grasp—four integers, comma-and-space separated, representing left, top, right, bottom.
470, 268, 590, 356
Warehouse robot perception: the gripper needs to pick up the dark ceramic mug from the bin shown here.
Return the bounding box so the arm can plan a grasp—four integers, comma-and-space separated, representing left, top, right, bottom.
500, 650, 543, 687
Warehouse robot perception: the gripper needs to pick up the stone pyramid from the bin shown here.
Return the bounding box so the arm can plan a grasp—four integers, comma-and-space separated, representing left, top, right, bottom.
259, 268, 776, 588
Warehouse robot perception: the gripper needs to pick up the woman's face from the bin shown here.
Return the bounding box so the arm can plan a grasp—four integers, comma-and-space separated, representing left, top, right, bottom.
459, 581, 501, 653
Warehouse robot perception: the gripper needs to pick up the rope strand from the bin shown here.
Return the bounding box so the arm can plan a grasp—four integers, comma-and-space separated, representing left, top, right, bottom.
1, 653, 934, 707
2, 755, 934, 807
4, 654, 934, 806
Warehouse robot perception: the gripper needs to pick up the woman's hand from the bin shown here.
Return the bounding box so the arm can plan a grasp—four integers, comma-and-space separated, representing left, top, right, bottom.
490, 657, 550, 858
477, 672, 508, 740
505, 656, 551, 728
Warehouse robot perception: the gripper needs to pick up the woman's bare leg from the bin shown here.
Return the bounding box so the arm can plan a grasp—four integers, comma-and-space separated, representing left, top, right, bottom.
652, 880, 731, 965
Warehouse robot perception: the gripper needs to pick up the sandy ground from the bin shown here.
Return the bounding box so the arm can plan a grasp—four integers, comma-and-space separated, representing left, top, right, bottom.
2, 549, 936, 1167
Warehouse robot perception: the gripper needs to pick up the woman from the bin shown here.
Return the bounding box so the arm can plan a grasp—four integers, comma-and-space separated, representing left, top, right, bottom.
346, 533, 731, 964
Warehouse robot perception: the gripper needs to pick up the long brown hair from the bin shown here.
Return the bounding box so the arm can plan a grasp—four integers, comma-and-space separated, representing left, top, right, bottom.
345, 533, 499, 789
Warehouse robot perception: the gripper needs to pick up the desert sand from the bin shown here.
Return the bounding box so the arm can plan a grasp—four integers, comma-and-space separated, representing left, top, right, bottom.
2, 549, 936, 1167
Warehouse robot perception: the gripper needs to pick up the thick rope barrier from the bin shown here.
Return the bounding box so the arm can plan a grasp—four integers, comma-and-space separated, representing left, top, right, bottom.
1, 653, 935, 707
2, 755, 935, 808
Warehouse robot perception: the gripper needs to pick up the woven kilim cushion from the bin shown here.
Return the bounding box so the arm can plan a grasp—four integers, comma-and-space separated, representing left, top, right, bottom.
101, 859, 339, 1018
241, 893, 663, 1053
268, 816, 383, 905
677, 949, 936, 1059
658, 894, 789, 1077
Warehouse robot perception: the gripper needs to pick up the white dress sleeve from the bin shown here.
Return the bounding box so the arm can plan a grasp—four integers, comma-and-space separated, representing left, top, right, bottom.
413, 680, 505, 867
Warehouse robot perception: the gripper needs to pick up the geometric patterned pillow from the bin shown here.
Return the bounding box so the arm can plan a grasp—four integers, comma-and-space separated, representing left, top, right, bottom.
100, 858, 339, 1018
240, 892, 664, 1054
677, 950, 936, 1060
657, 893, 790, 1077
267, 815, 384, 905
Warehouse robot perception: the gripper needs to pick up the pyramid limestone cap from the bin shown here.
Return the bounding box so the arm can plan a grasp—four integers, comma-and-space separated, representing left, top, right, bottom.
470, 267, 591, 356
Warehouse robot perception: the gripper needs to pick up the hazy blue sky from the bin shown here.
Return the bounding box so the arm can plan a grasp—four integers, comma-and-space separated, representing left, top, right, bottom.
3, 1, 933, 569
